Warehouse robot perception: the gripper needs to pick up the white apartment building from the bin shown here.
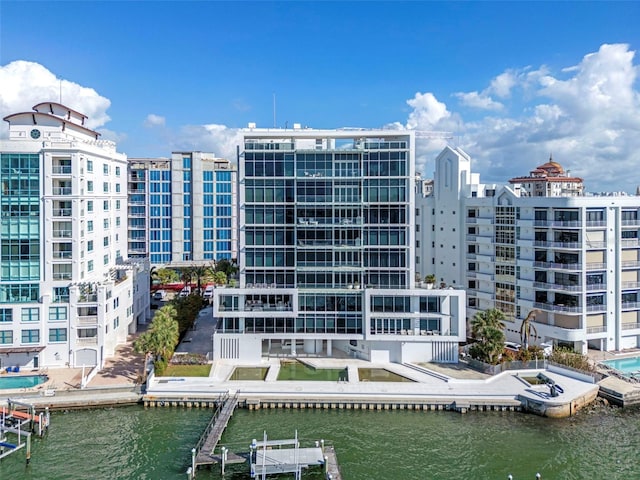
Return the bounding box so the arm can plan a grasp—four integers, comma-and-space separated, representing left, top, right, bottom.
128, 153, 237, 266
0, 102, 150, 370
418, 146, 640, 354
212, 127, 465, 364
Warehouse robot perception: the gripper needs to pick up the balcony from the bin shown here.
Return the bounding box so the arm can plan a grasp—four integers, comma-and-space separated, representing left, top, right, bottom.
586, 262, 606, 271
621, 260, 640, 268
52, 165, 72, 175
621, 239, 640, 247
621, 302, 640, 310
77, 315, 98, 325
586, 326, 606, 334
533, 261, 581, 270
622, 322, 640, 330
52, 187, 72, 196
52, 208, 72, 217
621, 219, 640, 226
78, 294, 98, 303
465, 217, 494, 225
53, 272, 72, 280
53, 229, 72, 238
533, 281, 582, 292
533, 302, 582, 313
586, 304, 606, 312
76, 337, 98, 346
586, 283, 606, 291
534, 220, 582, 228
586, 220, 607, 227
52, 251, 72, 259
534, 241, 581, 249
621, 281, 640, 289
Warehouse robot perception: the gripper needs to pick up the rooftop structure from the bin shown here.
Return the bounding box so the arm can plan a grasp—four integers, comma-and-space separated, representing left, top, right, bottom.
509, 156, 584, 197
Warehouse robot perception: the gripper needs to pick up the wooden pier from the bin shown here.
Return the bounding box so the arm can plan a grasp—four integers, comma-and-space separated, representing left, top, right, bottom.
193, 391, 239, 469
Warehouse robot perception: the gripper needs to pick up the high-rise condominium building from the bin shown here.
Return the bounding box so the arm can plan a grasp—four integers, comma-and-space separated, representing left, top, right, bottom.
211, 127, 465, 364
1, 102, 149, 370
418, 146, 640, 353
128, 152, 237, 266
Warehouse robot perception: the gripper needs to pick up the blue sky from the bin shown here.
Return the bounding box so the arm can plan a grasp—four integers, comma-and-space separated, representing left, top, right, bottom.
2, 1, 640, 192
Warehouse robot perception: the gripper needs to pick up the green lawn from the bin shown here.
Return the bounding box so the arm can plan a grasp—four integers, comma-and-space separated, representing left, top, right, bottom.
163, 364, 212, 377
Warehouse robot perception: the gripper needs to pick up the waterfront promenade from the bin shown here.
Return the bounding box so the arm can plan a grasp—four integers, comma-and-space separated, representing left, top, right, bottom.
2, 304, 639, 413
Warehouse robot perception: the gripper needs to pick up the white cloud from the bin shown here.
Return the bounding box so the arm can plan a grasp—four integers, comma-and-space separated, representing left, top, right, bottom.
144, 114, 166, 128
454, 91, 503, 111
405, 92, 451, 129
170, 124, 243, 162
0, 60, 112, 137
406, 43, 640, 193
489, 71, 517, 98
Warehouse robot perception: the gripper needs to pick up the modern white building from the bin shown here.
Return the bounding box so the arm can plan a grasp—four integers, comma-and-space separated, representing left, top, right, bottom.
0, 102, 150, 370
418, 146, 640, 354
212, 127, 466, 364
128, 152, 237, 266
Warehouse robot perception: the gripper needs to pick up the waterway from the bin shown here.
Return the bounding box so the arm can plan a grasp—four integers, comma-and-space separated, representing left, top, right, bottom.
1, 404, 639, 479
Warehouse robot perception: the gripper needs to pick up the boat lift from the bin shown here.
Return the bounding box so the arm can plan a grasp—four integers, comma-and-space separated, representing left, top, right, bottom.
0, 399, 50, 464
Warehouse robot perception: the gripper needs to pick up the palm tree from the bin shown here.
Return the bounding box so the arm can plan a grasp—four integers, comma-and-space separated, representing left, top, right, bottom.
179, 266, 194, 289
519, 309, 540, 350
133, 305, 179, 362
149, 266, 158, 289
191, 264, 213, 294
149, 305, 180, 359
470, 308, 506, 364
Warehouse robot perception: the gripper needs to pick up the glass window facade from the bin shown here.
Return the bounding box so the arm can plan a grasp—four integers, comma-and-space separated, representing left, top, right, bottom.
235, 133, 413, 336
1, 153, 40, 281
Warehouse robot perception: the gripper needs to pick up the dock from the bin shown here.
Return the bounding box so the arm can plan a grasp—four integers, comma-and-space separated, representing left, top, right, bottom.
324, 445, 342, 480
192, 391, 239, 469
0, 399, 50, 464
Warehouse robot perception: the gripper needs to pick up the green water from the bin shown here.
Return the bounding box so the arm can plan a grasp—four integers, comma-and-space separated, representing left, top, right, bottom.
1, 405, 639, 479
358, 368, 414, 382
229, 367, 269, 381
277, 361, 347, 381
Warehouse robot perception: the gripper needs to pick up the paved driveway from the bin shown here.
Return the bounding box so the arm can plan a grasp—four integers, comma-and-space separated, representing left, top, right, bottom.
175, 304, 216, 357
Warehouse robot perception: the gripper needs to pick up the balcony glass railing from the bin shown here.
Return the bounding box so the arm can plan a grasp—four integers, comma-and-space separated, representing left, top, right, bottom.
586, 326, 606, 334
52, 208, 72, 217
622, 322, 640, 330
52, 165, 72, 174
534, 261, 581, 270
53, 272, 72, 280
53, 251, 72, 259
52, 187, 72, 195
53, 230, 72, 238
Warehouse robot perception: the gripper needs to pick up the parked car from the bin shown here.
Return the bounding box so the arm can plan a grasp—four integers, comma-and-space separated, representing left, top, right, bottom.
540, 342, 553, 357
203, 285, 215, 299
178, 286, 191, 297
153, 290, 167, 300
504, 341, 522, 353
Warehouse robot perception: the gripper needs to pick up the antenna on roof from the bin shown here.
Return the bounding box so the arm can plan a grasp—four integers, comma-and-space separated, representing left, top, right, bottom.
59, 80, 62, 103
273, 93, 276, 128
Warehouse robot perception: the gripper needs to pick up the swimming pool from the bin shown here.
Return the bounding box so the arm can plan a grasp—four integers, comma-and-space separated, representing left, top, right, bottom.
0, 374, 48, 390
601, 356, 640, 376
